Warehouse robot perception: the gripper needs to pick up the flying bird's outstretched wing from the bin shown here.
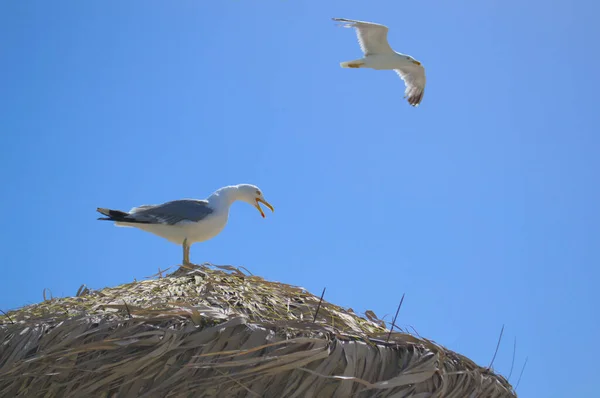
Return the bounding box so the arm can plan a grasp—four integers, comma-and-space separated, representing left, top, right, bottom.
332, 18, 394, 56
395, 65, 426, 107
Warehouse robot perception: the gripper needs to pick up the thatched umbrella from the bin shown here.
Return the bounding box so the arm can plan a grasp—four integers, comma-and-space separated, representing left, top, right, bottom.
0, 264, 516, 397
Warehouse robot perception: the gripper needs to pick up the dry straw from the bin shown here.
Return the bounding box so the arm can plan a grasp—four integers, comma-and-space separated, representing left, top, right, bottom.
0, 264, 517, 397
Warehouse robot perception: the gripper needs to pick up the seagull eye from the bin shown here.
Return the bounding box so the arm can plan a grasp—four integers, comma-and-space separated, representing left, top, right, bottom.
256, 190, 261, 196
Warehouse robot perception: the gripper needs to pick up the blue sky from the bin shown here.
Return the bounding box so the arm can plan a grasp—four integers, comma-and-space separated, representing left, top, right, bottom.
1, 1, 598, 396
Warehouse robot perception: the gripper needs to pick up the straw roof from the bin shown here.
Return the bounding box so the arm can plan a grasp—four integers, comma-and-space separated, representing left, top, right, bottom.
0, 264, 517, 397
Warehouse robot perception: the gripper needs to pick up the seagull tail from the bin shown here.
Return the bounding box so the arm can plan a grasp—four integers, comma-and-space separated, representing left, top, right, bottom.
96, 207, 150, 224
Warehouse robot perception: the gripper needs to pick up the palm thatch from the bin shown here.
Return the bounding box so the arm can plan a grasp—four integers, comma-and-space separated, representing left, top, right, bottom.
0, 264, 517, 397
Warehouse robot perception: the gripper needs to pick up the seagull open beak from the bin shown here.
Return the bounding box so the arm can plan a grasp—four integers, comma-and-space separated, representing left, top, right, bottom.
255, 198, 275, 218
412, 60, 421, 66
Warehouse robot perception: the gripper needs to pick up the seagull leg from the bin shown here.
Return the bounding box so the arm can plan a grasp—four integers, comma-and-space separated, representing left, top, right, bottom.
341, 59, 366, 69
182, 239, 191, 266
185, 245, 191, 265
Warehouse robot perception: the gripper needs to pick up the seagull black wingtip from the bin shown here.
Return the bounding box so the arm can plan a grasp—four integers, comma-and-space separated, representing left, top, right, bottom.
95, 207, 151, 224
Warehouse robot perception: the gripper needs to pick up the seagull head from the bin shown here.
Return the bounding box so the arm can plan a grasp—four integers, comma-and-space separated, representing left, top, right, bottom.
405, 56, 421, 66
236, 184, 274, 218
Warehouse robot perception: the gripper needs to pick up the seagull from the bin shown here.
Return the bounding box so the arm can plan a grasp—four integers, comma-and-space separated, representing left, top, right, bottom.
97, 184, 274, 265
332, 18, 427, 107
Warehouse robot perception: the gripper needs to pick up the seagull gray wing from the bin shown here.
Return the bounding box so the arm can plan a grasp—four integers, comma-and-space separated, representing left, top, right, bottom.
395, 64, 426, 107
333, 18, 394, 56
129, 200, 214, 225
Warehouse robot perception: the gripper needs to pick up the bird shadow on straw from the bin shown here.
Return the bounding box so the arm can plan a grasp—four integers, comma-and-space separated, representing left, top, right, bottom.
159, 262, 255, 279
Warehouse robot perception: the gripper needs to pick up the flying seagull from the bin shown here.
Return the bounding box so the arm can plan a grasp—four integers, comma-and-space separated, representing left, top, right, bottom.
333, 17, 427, 107
97, 184, 274, 266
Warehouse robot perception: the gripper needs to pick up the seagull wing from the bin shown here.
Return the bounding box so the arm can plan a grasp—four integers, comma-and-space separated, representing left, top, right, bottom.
129, 199, 214, 225
395, 64, 427, 107
333, 18, 394, 56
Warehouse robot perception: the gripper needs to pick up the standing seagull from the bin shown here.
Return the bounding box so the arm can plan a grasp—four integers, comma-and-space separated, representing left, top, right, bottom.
333, 18, 427, 107
97, 184, 274, 265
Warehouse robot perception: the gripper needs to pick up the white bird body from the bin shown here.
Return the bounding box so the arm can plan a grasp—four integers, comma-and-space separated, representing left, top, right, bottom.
97, 184, 274, 265
341, 53, 413, 70
333, 18, 427, 107
116, 208, 229, 245
114, 190, 234, 245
